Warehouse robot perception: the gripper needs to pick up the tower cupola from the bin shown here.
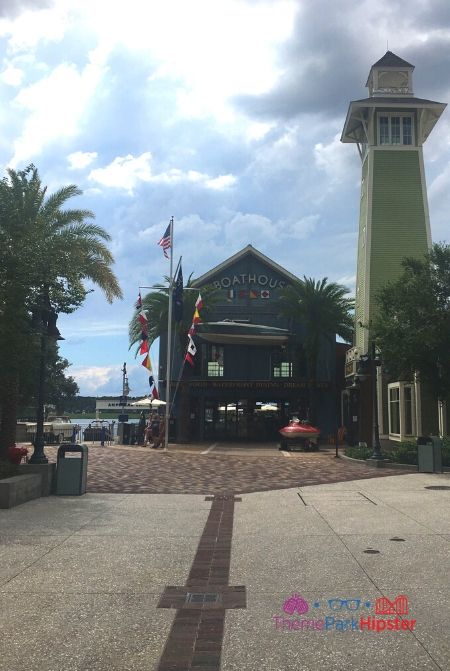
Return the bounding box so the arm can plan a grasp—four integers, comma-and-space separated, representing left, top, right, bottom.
366, 51, 414, 97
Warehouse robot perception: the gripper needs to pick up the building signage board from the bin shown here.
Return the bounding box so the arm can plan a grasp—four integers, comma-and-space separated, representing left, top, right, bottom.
187, 380, 330, 390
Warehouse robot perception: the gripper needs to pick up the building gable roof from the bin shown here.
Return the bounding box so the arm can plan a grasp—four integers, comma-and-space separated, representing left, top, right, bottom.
192, 244, 300, 287
372, 51, 414, 69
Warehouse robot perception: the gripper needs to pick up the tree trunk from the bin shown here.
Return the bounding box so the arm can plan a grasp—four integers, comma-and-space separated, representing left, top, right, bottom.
0, 369, 20, 460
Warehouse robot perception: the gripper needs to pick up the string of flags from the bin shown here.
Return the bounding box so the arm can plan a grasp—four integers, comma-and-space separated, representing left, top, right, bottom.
185, 294, 203, 367
135, 292, 159, 399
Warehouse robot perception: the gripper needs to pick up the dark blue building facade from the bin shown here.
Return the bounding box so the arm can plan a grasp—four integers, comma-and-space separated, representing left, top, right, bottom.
160, 246, 339, 443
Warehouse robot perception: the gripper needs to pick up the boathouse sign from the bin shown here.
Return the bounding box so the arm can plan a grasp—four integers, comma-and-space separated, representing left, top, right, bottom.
212, 274, 286, 290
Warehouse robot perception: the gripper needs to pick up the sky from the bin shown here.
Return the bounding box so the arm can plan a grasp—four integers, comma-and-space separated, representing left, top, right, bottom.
1, 0, 450, 397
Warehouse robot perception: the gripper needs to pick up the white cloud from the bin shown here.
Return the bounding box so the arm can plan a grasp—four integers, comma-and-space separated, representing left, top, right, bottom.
67, 150, 98, 169
314, 132, 354, 185
89, 153, 237, 194
223, 212, 318, 248
1, 64, 24, 85
88, 153, 153, 193
0, 4, 69, 53
10, 58, 106, 166
206, 174, 236, 190
69, 365, 117, 393
61, 320, 128, 338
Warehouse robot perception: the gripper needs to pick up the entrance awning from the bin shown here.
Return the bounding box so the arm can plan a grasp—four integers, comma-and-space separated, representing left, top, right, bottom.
196, 321, 291, 346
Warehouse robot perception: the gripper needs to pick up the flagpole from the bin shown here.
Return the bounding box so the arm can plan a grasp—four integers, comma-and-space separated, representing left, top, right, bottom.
164, 216, 174, 449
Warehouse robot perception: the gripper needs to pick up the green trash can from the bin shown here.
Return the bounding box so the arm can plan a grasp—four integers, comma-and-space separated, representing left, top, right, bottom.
56, 444, 88, 495
417, 436, 443, 473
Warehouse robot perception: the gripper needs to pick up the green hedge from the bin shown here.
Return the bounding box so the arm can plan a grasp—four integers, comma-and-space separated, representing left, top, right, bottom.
345, 440, 450, 467
344, 446, 384, 461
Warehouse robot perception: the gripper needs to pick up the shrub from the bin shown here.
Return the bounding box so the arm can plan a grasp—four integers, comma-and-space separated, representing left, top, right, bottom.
344, 446, 379, 460
386, 442, 418, 465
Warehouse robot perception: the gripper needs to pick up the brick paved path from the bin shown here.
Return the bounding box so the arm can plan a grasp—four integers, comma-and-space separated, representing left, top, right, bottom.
43, 445, 412, 494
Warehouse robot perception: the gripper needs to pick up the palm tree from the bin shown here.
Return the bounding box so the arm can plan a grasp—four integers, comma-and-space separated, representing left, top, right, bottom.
129, 277, 216, 441
279, 277, 354, 421
0, 165, 123, 458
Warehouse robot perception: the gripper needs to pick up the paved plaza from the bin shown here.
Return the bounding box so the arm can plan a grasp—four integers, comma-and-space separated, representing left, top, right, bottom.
0, 445, 449, 670
41, 442, 412, 494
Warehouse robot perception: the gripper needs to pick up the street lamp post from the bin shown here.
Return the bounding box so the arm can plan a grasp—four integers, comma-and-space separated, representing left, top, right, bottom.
356, 340, 383, 460
28, 291, 64, 465
370, 340, 383, 460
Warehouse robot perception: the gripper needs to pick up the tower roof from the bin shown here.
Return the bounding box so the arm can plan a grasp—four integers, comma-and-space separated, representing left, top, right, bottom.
371, 51, 414, 69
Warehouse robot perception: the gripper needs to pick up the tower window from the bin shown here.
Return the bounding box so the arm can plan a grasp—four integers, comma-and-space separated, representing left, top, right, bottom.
378, 114, 413, 146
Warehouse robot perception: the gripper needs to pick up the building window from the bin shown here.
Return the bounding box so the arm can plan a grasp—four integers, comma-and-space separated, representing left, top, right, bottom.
273, 361, 292, 378
378, 114, 413, 146
404, 385, 413, 435
389, 387, 400, 434
388, 382, 416, 439
207, 345, 224, 377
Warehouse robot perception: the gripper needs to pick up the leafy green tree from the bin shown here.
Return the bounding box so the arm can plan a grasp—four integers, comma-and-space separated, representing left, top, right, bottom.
279, 277, 354, 420
35, 350, 79, 413
0, 164, 122, 458
373, 243, 450, 401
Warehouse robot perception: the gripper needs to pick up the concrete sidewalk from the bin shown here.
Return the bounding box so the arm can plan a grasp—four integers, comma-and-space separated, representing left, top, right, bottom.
0, 472, 449, 670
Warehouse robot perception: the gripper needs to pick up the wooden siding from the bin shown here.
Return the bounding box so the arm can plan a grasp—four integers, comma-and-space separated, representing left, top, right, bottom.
355, 157, 369, 351
368, 149, 429, 325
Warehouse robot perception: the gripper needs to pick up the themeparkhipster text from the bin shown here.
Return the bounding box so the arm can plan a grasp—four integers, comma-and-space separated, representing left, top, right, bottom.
273, 593, 416, 633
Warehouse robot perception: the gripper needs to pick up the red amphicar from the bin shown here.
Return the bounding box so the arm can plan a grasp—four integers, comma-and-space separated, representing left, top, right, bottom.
279, 418, 320, 451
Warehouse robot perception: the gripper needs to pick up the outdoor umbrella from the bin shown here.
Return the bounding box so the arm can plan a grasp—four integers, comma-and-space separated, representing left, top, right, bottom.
131, 397, 167, 407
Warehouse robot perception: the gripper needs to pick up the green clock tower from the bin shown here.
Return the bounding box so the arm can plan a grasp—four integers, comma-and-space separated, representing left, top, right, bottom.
341, 51, 446, 443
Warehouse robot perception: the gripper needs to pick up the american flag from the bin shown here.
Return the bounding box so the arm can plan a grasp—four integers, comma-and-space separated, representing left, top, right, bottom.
157, 224, 171, 258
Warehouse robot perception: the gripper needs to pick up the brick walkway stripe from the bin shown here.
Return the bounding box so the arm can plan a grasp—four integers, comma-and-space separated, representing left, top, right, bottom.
157, 495, 245, 670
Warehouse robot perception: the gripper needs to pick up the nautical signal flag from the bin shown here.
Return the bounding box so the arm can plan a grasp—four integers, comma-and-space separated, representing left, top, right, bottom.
137, 310, 148, 326
139, 340, 149, 355
261, 289, 270, 299
142, 354, 152, 373
187, 335, 197, 357
173, 263, 183, 322
149, 375, 159, 399
157, 223, 171, 258
249, 290, 258, 299
135, 292, 142, 309
185, 293, 203, 367
185, 334, 197, 367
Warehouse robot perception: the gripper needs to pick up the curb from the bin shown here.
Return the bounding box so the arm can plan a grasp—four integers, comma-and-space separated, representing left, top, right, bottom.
341, 454, 450, 472
340, 454, 417, 470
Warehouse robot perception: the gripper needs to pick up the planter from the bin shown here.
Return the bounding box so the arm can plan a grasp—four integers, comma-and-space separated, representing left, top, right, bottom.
0, 473, 42, 508
8, 445, 28, 465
